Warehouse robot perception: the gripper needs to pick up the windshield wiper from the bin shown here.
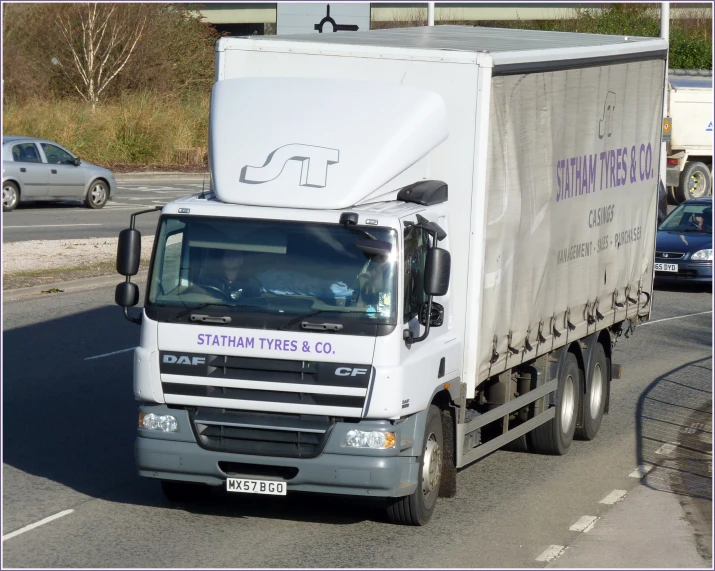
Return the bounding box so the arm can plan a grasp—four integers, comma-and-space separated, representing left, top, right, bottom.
168, 302, 262, 323
278, 309, 372, 331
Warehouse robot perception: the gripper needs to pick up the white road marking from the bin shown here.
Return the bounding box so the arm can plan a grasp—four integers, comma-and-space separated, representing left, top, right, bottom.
640, 310, 712, 326
536, 545, 566, 562
655, 443, 678, 455
683, 422, 704, 434
2, 509, 74, 541
629, 464, 654, 478
569, 515, 599, 532
85, 347, 136, 361
4, 223, 102, 229
599, 490, 628, 504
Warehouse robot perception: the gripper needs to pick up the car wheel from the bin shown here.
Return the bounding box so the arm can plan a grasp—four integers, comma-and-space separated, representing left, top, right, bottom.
85, 180, 109, 209
576, 343, 607, 441
3, 181, 19, 212
675, 162, 711, 203
386, 405, 443, 525
528, 352, 581, 455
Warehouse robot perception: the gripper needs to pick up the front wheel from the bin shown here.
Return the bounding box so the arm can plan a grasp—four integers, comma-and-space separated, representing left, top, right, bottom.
85, 179, 109, 209
3, 181, 19, 212
387, 405, 443, 525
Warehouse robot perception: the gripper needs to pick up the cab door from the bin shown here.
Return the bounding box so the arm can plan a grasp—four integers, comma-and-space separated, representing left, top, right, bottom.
398, 212, 460, 414
10, 142, 49, 198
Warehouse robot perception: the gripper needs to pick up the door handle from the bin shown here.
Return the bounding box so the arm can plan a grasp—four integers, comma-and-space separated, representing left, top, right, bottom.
51, 169, 57, 174
20, 168, 26, 172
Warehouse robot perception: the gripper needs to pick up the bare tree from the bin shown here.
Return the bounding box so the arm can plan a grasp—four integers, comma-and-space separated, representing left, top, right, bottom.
52, 3, 148, 110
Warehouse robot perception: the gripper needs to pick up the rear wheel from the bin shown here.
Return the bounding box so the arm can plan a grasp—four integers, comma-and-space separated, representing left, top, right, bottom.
3, 181, 19, 212
529, 352, 581, 455
160, 480, 212, 503
576, 344, 607, 440
85, 179, 108, 209
387, 405, 442, 525
675, 162, 711, 203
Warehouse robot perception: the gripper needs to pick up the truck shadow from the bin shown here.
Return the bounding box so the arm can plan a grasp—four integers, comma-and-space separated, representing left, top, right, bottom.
2, 303, 383, 525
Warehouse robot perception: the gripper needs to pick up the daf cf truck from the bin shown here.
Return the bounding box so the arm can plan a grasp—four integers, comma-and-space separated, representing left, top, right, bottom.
116, 26, 667, 525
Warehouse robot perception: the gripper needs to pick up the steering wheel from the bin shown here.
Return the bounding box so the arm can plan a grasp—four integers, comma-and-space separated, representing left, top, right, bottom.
181, 284, 231, 301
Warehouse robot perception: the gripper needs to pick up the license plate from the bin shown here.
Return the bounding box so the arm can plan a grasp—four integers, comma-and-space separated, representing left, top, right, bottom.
655, 263, 678, 272
226, 478, 287, 495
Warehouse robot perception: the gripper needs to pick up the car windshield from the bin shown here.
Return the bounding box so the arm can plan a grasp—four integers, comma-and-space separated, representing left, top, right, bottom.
146, 215, 398, 335
659, 202, 713, 234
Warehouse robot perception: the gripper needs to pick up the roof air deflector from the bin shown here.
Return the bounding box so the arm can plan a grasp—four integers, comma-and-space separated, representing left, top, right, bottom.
397, 180, 448, 206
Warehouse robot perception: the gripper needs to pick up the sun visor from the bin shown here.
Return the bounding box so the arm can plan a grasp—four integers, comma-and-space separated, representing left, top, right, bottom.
209, 77, 449, 209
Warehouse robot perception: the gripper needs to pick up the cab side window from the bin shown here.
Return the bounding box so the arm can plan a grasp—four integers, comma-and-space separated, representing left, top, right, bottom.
41, 143, 75, 165
403, 224, 430, 323
12, 143, 42, 163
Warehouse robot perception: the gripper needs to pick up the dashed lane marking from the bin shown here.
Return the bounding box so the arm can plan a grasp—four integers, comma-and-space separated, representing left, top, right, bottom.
655, 443, 678, 455
599, 490, 628, 505
536, 545, 566, 562
629, 464, 654, 478
569, 515, 599, 533
2, 509, 74, 541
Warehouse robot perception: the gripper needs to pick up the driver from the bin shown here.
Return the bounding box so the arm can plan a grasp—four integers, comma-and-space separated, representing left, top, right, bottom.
689, 209, 712, 232
204, 248, 262, 299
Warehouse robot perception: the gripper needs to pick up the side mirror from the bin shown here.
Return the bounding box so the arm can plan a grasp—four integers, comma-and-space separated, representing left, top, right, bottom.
424, 248, 451, 297
115, 281, 139, 307
73, 157, 81, 166
117, 228, 141, 276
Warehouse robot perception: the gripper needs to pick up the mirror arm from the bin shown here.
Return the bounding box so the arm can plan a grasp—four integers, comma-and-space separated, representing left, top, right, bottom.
124, 306, 142, 325
408, 296, 433, 345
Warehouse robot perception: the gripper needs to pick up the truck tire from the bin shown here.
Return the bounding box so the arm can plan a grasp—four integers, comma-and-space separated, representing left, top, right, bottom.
575, 343, 607, 441
528, 353, 581, 455
160, 480, 212, 503
675, 162, 711, 203
85, 179, 109, 209
387, 405, 442, 525
3, 181, 19, 212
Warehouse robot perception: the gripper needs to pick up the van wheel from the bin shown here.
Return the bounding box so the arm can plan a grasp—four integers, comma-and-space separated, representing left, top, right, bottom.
387, 405, 442, 525
576, 344, 607, 441
675, 162, 711, 203
85, 180, 108, 209
3, 181, 19, 212
529, 353, 581, 455
160, 480, 212, 503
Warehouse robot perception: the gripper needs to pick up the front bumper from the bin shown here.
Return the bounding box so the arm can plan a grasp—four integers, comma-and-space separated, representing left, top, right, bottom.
655, 260, 713, 283
135, 404, 420, 498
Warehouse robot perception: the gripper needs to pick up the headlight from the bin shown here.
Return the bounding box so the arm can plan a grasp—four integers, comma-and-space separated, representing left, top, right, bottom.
139, 412, 178, 432
691, 249, 713, 261
343, 429, 396, 449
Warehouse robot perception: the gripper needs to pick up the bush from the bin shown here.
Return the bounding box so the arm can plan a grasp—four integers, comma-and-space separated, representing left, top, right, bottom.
2, 92, 210, 168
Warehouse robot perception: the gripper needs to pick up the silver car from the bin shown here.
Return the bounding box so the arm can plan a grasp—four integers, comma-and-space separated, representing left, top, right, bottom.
2, 136, 116, 211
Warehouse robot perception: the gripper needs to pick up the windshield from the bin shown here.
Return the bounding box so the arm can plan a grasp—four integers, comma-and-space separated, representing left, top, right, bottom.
659, 202, 713, 233
146, 215, 398, 335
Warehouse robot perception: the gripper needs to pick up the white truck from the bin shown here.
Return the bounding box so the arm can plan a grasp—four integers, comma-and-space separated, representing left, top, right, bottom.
666, 69, 713, 203
116, 26, 667, 525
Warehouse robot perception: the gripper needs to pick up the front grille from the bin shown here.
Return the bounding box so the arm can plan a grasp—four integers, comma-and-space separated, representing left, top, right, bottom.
190, 408, 334, 458
655, 251, 685, 259
160, 352, 373, 415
